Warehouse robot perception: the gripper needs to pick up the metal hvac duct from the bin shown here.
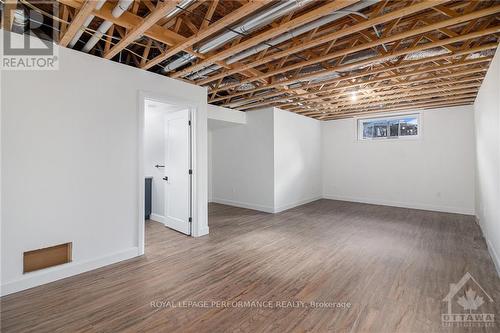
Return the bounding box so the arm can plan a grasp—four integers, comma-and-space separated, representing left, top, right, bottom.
186, 0, 380, 80
164, 0, 197, 22
162, 0, 315, 73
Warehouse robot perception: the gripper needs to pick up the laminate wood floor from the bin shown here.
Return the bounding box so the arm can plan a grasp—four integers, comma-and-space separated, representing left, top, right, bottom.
1, 200, 499, 332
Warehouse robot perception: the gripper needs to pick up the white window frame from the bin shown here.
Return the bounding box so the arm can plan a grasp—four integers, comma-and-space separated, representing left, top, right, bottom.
357, 112, 421, 141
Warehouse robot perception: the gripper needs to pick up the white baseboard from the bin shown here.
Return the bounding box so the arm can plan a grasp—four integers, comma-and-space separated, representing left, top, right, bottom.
274, 196, 322, 213
322, 194, 474, 215
485, 238, 500, 278
150, 213, 165, 224
1, 247, 140, 296
211, 198, 274, 213
194, 226, 209, 237
211, 196, 322, 213
476, 216, 500, 278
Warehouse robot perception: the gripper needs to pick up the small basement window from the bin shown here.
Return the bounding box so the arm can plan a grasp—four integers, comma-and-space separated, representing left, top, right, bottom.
358, 113, 419, 141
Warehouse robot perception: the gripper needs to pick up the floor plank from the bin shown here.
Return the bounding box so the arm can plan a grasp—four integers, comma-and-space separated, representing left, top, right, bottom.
1, 200, 499, 332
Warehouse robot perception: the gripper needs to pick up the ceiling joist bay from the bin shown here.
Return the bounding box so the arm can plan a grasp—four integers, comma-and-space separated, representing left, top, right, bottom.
39, 0, 500, 119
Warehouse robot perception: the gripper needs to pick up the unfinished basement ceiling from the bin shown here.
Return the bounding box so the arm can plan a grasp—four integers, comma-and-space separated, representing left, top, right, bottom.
10, 0, 500, 120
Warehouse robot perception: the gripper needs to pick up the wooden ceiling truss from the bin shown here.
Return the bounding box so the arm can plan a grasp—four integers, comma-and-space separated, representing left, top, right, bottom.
15, 0, 500, 119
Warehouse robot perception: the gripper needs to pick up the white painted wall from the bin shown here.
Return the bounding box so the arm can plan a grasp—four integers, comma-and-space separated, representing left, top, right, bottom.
209, 107, 321, 213
207, 106, 247, 204
274, 108, 321, 212
474, 45, 500, 275
322, 106, 475, 215
1, 32, 208, 296
207, 104, 246, 124
211, 108, 275, 212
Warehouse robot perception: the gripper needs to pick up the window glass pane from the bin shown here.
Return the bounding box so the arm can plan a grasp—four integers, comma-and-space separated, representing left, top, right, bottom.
362, 121, 374, 139
373, 121, 388, 138
362, 120, 389, 139
359, 114, 419, 140
389, 120, 399, 137
399, 117, 418, 136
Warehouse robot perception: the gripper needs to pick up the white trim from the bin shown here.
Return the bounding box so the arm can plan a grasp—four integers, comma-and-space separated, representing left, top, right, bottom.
211, 198, 274, 213
475, 216, 500, 277
138, 93, 146, 255
322, 194, 474, 215
150, 213, 165, 224
274, 196, 322, 213
211, 194, 473, 216
193, 226, 209, 237
485, 238, 500, 278
189, 106, 199, 237
1, 247, 139, 296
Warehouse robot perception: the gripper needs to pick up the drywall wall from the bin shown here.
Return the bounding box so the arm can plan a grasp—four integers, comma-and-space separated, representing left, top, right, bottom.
209, 107, 321, 213
274, 108, 321, 212
207, 105, 249, 203
322, 106, 475, 215
474, 45, 500, 275
207, 104, 246, 124
210, 108, 275, 212
1, 32, 208, 295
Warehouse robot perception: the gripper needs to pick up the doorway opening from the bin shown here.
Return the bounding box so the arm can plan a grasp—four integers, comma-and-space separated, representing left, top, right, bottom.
142, 97, 193, 245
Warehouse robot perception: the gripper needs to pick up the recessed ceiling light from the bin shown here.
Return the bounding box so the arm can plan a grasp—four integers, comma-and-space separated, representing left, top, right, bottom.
351, 92, 357, 101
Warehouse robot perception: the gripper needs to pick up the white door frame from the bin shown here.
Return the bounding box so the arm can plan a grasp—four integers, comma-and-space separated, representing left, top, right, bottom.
137, 91, 198, 255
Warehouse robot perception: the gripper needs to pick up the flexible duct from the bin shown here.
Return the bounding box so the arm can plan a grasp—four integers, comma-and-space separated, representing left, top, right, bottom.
162, 0, 315, 73
68, 0, 107, 48
186, 0, 380, 80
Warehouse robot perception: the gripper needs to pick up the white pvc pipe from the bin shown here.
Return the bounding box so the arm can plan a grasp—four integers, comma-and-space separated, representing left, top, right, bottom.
81, 0, 133, 53
68, 0, 107, 48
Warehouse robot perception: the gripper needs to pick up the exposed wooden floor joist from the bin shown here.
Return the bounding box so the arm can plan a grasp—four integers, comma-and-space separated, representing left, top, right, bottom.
13, 0, 500, 119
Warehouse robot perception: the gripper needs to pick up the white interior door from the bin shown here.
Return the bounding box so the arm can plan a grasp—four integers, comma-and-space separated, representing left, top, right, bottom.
163, 109, 191, 235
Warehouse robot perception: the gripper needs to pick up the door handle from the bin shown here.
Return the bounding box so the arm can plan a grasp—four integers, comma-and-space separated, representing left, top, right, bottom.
163, 176, 168, 181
